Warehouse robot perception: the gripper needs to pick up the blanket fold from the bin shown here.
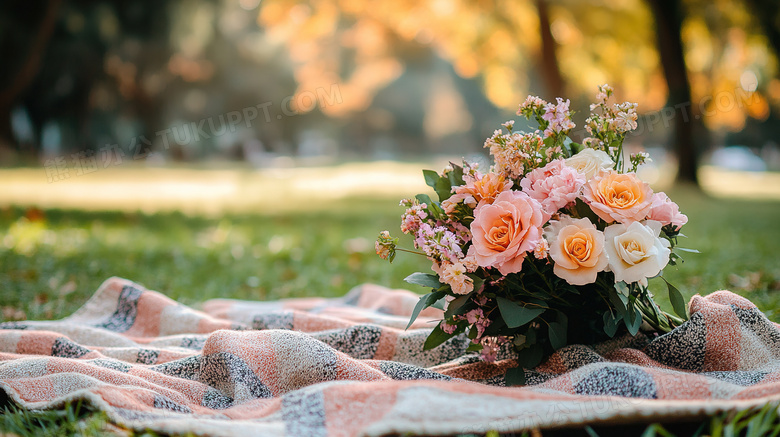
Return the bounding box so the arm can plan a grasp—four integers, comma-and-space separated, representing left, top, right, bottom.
1, 277, 778, 436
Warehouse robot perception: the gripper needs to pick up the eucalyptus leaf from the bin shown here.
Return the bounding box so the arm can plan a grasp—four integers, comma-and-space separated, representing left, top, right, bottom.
517, 343, 543, 369
547, 321, 567, 350
603, 311, 622, 338
663, 278, 688, 319
626, 305, 643, 336
431, 297, 447, 311
444, 293, 472, 319
615, 281, 630, 297
525, 326, 537, 344
404, 272, 443, 289
423, 322, 454, 350
607, 286, 628, 313
497, 297, 545, 328
505, 366, 526, 386
405, 290, 446, 330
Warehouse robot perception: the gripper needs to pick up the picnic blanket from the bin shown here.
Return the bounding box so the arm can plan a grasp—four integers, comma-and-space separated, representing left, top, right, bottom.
0, 277, 779, 436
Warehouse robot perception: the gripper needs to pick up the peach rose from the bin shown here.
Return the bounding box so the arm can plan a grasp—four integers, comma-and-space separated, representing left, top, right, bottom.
443, 171, 513, 212
647, 192, 688, 230
582, 170, 653, 224
468, 190, 544, 275
544, 216, 609, 286
520, 159, 585, 219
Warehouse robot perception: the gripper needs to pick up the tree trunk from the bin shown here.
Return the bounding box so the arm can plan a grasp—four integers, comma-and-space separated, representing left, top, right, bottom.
535, 0, 564, 99
647, 0, 701, 186
0, 0, 62, 152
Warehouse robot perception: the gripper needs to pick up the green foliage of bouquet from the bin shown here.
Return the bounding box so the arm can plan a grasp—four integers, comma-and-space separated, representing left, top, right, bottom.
376, 85, 696, 384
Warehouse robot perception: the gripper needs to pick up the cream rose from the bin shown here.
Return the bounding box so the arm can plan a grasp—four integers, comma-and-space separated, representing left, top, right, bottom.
565, 148, 614, 180
545, 216, 609, 286
603, 220, 671, 286
468, 190, 544, 275
582, 170, 654, 224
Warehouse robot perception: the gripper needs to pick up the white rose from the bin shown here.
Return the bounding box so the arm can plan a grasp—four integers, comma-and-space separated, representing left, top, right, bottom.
603, 220, 671, 287
565, 148, 615, 180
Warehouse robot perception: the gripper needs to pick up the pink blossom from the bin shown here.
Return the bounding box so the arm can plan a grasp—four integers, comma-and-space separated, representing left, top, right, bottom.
648, 192, 688, 230
542, 98, 576, 137
441, 321, 458, 334
463, 308, 490, 338
520, 159, 585, 219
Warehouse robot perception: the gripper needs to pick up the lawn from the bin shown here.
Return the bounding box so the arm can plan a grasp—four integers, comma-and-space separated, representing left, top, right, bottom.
0, 165, 779, 436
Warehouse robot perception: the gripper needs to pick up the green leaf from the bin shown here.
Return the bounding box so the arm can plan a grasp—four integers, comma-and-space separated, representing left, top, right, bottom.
467, 274, 485, 294
517, 343, 543, 368
547, 321, 567, 350
444, 293, 472, 319
423, 322, 454, 350
608, 286, 628, 313
430, 297, 447, 310
415, 193, 433, 208
415, 193, 446, 220
466, 342, 483, 352
615, 281, 630, 296
674, 247, 700, 253
404, 272, 443, 289
505, 366, 526, 386
603, 311, 622, 338
574, 198, 600, 224
447, 164, 464, 187
496, 297, 545, 328
663, 278, 688, 319
405, 290, 446, 330
434, 177, 452, 202
423, 170, 440, 189
625, 305, 643, 336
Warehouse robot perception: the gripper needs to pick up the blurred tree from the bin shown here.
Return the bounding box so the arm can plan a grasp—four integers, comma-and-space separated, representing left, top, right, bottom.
0, 0, 62, 152
647, 0, 702, 186
745, 0, 780, 60
0, 0, 777, 169
535, 0, 564, 99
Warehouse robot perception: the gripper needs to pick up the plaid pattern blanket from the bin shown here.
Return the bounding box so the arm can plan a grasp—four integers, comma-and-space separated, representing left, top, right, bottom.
0, 277, 778, 436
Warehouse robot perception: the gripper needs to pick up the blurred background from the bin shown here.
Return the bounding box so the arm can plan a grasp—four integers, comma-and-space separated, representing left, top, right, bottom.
0, 0, 779, 173
0, 0, 778, 321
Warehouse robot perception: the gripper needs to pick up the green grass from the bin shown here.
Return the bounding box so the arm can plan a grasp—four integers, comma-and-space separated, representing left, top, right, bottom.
0, 188, 779, 436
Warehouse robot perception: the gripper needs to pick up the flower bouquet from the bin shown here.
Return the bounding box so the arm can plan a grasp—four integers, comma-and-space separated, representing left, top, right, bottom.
376, 85, 695, 384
